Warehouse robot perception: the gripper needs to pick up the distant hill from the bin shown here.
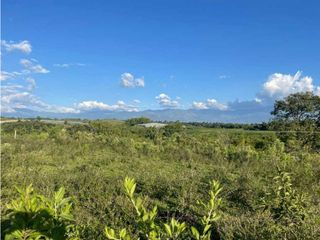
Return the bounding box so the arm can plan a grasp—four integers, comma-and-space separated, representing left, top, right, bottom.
2, 105, 272, 123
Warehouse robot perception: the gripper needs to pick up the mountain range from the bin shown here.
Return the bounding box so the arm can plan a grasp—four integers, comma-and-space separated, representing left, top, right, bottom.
2, 105, 273, 123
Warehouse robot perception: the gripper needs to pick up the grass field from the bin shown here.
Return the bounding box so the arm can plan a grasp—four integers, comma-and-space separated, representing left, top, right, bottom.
1, 120, 320, 239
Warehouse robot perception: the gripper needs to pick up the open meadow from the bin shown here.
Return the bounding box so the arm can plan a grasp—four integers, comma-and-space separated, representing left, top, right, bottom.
1, 119, 320, 239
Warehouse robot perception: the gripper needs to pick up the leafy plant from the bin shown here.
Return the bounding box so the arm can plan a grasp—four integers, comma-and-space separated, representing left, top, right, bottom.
105, 177, 223, 240
191, 180, 223, 240
2, 185, 77, 240
261, 170, 308, 226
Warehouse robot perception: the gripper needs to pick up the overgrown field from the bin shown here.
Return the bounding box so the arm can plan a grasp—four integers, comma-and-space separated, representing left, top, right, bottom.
1, 120, 320, 239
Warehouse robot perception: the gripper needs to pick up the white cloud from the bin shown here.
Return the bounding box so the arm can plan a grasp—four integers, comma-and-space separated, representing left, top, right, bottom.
192, 101, 208, 110
254, 98, 262, 103
1, 40, 32, 54
55, 106, 80, 114
262, 71, 317, 98
120, 73, 145, 88
1, 84, 24, 95
77, 101, 112, 110
20, 59, 49, 74
0, 71, 15, 81
207, 99, 228, 110
0, 41, 81, 114
219, 75, 229, 79
0, 105, 16, 113
0, 71, 22, 81
156, 93, 179, 108
133, 99, 141, 104
77, 100, 138, 112
26, 77, 36, 91
53, 63, 86, 68
192, 99, 228, 110
0, 83, 80, 114
1, 91, 45, 111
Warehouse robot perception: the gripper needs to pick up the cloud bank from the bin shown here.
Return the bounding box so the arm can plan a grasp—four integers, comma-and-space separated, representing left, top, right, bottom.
192, 99, 228, 110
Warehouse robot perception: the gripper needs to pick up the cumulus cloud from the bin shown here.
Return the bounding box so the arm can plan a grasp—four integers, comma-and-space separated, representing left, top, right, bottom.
192, 99, 228, 110
262, 71, 317, 98
0, 89, 80, 114
77, 100, 138, 112
0, 79, 79, 114
1, 91, 46, 113
120, 73, 145, 88
192, 101, 208, 110
0, 40, 81, 114
20, 59, 49, 74
156, 93, 179, 108
1, 40, 32, 54
77, 101, 112, 111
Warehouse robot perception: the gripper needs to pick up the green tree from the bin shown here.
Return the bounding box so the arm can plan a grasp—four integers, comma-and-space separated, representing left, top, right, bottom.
271, 92, 320, 124
270, 92, 320, 151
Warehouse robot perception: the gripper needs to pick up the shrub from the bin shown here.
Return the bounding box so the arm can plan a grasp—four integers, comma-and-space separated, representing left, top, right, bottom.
125, 117, 151, 126
1, 185, 77, 240
105, 177, 223, 240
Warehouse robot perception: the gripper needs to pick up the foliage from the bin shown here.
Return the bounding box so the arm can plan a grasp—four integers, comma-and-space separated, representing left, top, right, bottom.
162, 122, 184, 137
1, 185, 76, 240
191, 180, 222, 240
270, 92, 320, 151
125, 117, 151, 126
261, 171, 308, 225
271, 92, 320, 123
1, 119, 320, 239
105, 177, 222, 240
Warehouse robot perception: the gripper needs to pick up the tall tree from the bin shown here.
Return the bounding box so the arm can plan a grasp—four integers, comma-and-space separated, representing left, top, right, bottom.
271, 92, 320, 151
271, 92, 320, 124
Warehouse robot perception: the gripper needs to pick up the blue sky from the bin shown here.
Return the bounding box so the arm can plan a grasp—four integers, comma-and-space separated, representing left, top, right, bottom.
1, 0, 320, 115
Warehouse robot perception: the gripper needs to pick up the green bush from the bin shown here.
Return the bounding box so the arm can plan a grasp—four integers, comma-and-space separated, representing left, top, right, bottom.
125, 117, 151, 126
1, 185, 76, 239
105, 177, 223, 240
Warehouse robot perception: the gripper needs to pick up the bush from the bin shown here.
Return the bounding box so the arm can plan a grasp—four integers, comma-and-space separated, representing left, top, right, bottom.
125, 117, 151, 126
105, 177, 223, 240
1, 185, 76, 239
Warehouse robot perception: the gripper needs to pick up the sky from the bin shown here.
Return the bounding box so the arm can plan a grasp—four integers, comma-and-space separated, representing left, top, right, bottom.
1, 0, 320, 116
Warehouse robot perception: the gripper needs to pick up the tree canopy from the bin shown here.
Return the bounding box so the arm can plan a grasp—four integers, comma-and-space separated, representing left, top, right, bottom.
271, 92, 320, 124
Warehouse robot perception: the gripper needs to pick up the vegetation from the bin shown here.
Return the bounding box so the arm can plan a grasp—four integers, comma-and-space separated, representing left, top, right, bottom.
270, 92, 320, 151
125, 117, 151, 126
2, 185, 76, 239
1, 93, 320, 239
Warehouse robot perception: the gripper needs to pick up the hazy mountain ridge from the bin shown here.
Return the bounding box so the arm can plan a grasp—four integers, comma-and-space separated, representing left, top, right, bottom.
2, 106, 272, 123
